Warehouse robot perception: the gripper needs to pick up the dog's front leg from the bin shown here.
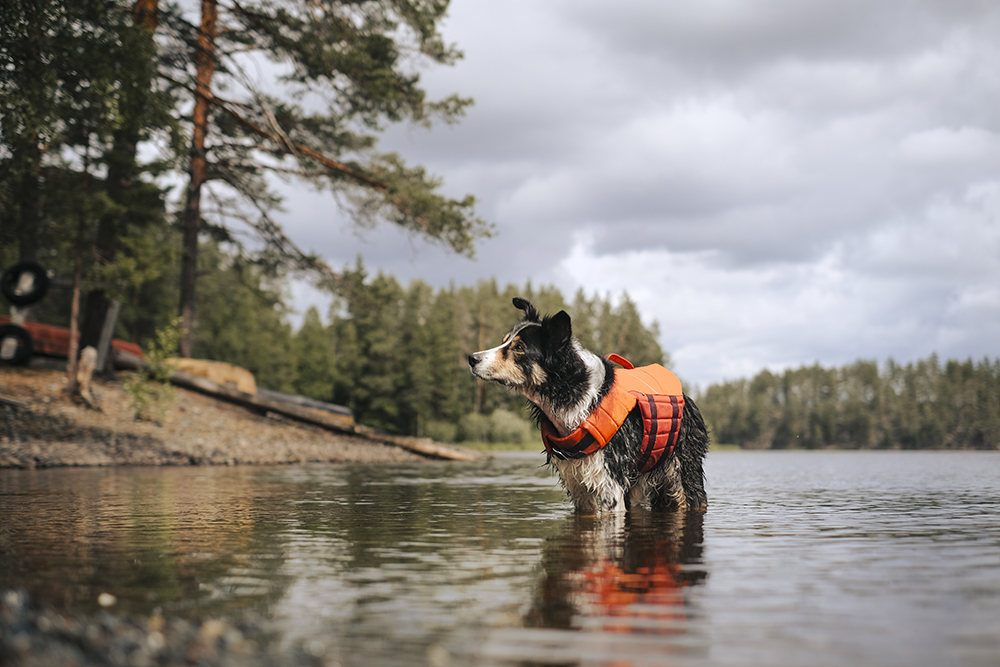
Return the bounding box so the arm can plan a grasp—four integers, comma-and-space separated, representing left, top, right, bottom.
556, 466, 601, 515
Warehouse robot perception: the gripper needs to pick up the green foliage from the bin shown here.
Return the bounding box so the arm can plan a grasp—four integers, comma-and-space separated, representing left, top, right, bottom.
698, 355, 1000, 450
487, 409, 534, 444
572, 290, 667, 367
0, 0, 178, 364
1, 0, 175, 255
453, 409, 533, 445
457, 412, 491, 443
324, 265, 667, 436
123, 318, 181, 422
192, 244, 297, 393
294, 307, 336, 401
423, 419, 458, 444
159, 0, 489, 281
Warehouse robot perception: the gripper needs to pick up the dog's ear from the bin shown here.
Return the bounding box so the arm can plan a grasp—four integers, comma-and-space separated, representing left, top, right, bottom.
542, 310, 572, 352
512, 297, 540, 322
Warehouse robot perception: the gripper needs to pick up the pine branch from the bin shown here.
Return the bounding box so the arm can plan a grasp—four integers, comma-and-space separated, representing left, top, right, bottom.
211, 163, 345, 289
202, 85, 442, 235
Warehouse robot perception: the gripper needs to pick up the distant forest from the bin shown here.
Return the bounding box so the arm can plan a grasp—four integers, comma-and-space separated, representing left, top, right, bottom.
697, 356, 1000, 450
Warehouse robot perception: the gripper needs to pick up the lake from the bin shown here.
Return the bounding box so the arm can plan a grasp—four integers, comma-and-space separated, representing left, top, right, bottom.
2, 451, 999, 666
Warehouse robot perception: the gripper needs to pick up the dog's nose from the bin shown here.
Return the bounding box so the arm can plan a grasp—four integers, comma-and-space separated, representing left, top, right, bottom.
467, 353, 480, 367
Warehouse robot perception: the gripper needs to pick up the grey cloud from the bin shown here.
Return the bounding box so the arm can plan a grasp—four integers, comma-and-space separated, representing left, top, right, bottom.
560, 0, 1000, 71
277, 0, 1000, 383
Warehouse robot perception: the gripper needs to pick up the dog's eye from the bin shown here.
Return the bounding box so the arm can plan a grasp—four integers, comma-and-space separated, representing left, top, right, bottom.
512, 341, 524, 352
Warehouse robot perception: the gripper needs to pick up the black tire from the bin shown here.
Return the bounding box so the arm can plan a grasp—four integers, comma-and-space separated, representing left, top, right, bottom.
0, 324, 33, 366
1, 261, 50, 307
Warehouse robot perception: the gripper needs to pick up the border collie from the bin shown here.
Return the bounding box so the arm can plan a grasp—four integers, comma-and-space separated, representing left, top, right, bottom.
468, 298, 708, 514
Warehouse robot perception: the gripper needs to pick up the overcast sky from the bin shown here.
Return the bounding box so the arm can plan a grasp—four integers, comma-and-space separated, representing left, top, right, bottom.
277, 0, 1000, 388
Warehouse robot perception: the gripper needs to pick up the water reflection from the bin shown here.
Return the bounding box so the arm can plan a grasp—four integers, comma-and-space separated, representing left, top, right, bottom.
0, 467, 293, 617
1, 460, 709, 665
481, 510, 707, 666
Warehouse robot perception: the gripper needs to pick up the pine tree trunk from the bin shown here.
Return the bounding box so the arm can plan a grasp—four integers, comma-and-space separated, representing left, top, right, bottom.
178, 0, 218, 358
16, 137, 41, 263
66, 216, 86, 389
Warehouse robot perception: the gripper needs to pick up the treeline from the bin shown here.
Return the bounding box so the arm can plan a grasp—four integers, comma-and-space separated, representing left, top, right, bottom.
206, 258, 666, 440
24, 237, 664, 441
697, 357, 1000, 450
319, 263, 666, 439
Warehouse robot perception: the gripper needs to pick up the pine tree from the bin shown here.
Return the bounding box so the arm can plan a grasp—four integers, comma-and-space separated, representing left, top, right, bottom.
1, 0, 176, 383
159, 0, 492, 355
192, 243, 297, 391
79, 0, 178, 354
294, 306, 336, 401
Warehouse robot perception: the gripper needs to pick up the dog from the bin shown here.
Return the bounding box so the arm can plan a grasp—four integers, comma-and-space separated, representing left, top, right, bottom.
468, 297, 708, 514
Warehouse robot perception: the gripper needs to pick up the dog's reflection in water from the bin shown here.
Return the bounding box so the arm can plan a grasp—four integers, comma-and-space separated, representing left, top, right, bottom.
524, 510, 706, 636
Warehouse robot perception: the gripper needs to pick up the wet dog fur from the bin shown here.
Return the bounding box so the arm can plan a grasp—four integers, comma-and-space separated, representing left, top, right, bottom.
468, 298, 708, 514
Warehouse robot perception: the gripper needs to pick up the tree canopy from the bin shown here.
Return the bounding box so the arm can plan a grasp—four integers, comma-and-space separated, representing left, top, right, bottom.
161, 0, 491, 354
1, 0, 490, 358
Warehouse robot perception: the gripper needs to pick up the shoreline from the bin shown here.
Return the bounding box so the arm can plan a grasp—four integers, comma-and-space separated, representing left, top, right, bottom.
1, 367, 439, 468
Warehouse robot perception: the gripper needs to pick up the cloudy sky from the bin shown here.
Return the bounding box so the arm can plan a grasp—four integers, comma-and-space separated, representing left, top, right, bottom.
277, 0, 1000, 388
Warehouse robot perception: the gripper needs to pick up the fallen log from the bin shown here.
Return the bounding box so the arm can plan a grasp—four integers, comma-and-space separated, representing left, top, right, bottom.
163, 368, 482, 462
169, 370, 356, 432
256, 388, 352, 418
0, 393, 30, 409
352, 426, 484, 462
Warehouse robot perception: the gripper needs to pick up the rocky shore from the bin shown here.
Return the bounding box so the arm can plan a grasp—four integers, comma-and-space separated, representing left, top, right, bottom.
1, 367, 428, 468
1, 590, 324, 667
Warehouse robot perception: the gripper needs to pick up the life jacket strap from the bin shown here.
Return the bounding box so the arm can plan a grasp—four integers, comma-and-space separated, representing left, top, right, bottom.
632, 392, 685, 474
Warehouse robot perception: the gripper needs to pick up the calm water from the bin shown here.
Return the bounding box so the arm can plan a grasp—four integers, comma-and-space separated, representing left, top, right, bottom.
2, 451, 999, 666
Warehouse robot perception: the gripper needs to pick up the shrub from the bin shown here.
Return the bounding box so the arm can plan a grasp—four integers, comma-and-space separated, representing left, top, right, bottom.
456, 409, 534, 444
458, 412, 491, 443
423, 419, 458, 443
123, 318, 181, 422
488, 409, 533, 444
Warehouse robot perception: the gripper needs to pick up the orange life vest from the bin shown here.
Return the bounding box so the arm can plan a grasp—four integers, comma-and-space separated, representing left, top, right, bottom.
541, 354, 685, 475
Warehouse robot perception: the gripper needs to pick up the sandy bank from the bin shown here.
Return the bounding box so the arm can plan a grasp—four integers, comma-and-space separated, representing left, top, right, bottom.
1, 367, 427, 468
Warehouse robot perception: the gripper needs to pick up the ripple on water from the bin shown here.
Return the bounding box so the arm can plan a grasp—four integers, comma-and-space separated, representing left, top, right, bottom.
2, 451, 999, 666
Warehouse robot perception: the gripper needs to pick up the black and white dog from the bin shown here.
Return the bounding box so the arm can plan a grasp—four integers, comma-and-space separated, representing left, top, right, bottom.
468, 298, 708, 514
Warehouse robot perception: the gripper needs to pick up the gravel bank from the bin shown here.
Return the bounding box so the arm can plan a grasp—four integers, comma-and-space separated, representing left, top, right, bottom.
1, 367, 425, 468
